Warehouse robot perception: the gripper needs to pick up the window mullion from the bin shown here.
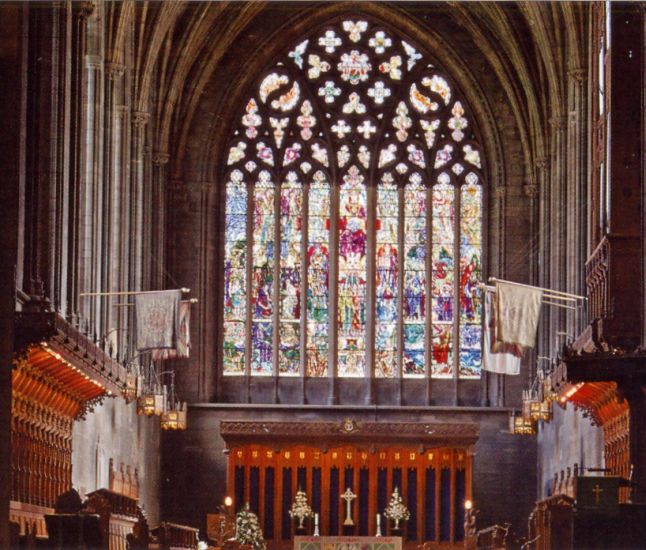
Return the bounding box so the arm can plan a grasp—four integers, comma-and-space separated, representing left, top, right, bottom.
329, 179, 340, 384
301, 181, 309, 378
245, 180, 254, 381
366, 182, 377, 381
273, 177, 281, 378
425, 183, 433, 388
397, 183, 405, 380
453, 183, 462, 386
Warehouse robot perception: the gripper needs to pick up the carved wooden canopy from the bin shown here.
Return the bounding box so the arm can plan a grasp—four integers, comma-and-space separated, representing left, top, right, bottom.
15, 311, 128, 401
220, 419, 479, 451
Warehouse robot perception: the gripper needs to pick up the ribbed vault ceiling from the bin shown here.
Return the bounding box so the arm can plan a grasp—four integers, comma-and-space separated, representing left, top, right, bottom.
106, 1, 585, 185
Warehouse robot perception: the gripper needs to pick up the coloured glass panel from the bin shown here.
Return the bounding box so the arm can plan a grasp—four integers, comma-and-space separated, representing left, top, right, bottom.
403, 178, 426, 377
459, 178, 482, 377
431, 180, 455, 377
251, 171, 275, 375
223, 171, 248, 375
338, 166, 367, 377
279, 172, 303, 375
375, 178, 398, 378
306, 171, 331, 376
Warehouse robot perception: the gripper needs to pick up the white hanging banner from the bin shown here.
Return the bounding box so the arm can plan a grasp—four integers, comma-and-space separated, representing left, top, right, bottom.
483, 292, 521, 375
494, 281, 542, 349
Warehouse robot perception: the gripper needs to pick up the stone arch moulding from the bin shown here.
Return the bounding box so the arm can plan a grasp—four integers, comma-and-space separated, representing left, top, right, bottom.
175, 5, 529, 404
199, 5, 506, 192
197, 5, 512, 297
204, 6, 528, 410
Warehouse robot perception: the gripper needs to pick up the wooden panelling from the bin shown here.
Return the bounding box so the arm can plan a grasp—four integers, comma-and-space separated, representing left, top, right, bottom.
227, 444, 471, 550
10, 342, 114, 535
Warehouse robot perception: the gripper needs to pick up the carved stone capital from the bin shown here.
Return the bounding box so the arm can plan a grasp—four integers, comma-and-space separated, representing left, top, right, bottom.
106, 63, 125, 80
549, 116, 568, 130
493, 186, 506, 198
132, 111, 150, 128
568, 67, 587, 83
535, 156, 550, 170
77, 1, 96, 20
115, 105, 129, 119
85, 55, 102, 71
152, 152, 170, 165
523, 184, 539, 199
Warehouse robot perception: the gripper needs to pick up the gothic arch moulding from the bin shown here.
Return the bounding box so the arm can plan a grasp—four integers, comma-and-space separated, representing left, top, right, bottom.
215, 11, 498, 400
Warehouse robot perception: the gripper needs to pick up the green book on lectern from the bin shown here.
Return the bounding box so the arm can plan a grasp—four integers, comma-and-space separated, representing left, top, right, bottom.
576, 476, 620, 514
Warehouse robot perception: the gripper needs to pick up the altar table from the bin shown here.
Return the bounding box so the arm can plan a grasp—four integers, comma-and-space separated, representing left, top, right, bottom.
294, 536, 402, 550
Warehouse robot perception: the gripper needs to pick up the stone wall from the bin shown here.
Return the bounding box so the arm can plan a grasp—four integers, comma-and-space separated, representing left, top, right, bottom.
537, 403, 604, 498
73, 399, 161, 525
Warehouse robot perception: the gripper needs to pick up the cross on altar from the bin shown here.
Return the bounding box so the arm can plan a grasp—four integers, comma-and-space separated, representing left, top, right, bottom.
341, 488, 356, 526
592, 483, 604, 506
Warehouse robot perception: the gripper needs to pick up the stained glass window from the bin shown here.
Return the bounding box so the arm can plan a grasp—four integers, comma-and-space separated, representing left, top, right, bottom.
222, 18, 484, 379
338, 166, 368, 377
459, 173, 483, 377
431, 176, 455, 377
306, 171, 331, 376
279, 171, 303, 375
375, 175, 399, 378
251, 171, 275, 375
403, 174, 427, 377
223, 170, 247, 375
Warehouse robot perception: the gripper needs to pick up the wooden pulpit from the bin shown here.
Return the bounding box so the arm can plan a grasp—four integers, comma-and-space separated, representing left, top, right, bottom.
575, 476, 619, 515
528, 476, 646, 549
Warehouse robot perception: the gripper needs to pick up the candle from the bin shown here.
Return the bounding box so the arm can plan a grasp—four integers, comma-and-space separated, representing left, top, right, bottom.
376, 513, 380, 526
313, 512, 320, 537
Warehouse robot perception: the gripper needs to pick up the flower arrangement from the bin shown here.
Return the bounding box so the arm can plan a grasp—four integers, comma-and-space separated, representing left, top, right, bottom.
384, 487, 410, 530
288, 489, 314, 529
235, 503, 266, 550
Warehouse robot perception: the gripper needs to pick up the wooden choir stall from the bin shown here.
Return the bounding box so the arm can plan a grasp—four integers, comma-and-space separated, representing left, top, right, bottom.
10, 311, 129, 545
526, 475, 646, 550
221, 419, 478, 550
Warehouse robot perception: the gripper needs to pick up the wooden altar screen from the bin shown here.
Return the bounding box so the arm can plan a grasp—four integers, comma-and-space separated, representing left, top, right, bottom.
221, 420, 478, 550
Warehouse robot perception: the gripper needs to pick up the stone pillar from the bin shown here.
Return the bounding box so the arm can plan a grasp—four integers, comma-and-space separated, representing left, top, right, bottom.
171, 181, 216, 403
548, 116, 568, 356
535, 156, 550, 362
523, 183, 539, 383
490, 185, 506, 407
101, 62, 125, 339
129, 111, 149, 354
131, 110, 149, 281
0, 5, 24, 545
113, 105, 130, 358
49, 4, 74, 318
566, 68, 587, 337
78, 41, 104, 339
198, 181, 217, 402
65, 1, 93, 319
151, 151, 170, 289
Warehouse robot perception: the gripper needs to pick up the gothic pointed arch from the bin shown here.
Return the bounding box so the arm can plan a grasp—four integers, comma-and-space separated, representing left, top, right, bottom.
222, 17, 484, 382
